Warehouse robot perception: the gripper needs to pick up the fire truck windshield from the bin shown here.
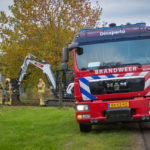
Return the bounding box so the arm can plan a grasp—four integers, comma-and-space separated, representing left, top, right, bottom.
76, 38, 150, 70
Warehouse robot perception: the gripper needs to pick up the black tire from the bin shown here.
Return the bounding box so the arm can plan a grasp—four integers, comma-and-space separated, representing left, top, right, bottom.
79, 123, 92, 132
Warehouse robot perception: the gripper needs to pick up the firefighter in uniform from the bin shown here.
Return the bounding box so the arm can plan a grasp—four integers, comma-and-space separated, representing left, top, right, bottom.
0, 82, 3, 105
38, 78, 46, 106
5, 78, 12, 105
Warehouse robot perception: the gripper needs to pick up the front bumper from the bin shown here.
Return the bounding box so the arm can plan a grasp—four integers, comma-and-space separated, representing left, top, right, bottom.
75, 97, 150, 124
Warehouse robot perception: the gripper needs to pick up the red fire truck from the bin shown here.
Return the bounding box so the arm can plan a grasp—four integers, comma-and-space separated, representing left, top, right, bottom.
62, 22, 150, 132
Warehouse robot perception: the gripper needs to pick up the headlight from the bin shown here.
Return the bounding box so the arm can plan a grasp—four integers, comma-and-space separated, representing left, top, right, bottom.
76, 104, 89, 111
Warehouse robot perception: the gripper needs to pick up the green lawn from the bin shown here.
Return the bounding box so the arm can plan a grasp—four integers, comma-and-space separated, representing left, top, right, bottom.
0, 106, 136, 150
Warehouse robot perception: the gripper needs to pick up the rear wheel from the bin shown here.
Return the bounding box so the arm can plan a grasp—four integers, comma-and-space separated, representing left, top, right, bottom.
79, 123, 91, 132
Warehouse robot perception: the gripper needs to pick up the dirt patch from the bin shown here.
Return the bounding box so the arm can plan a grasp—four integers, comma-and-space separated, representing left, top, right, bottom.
12, 99, 38, 106
65, 141, 73, 149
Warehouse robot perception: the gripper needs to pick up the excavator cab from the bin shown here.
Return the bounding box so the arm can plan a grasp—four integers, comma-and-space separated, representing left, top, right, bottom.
56, 69, 74, 99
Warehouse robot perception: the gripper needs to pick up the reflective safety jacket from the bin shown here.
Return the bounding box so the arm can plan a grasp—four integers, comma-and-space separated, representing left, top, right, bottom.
0, 82, 4, 90
38, 82, 45, 93
5, 82, 12, 93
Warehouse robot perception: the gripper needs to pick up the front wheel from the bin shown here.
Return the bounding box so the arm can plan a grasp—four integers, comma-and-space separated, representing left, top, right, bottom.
79, 123, 91, 132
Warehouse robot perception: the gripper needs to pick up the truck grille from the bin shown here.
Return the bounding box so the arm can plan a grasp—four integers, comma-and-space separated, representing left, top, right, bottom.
106, 108, 132, 121
89, 76, 145, 95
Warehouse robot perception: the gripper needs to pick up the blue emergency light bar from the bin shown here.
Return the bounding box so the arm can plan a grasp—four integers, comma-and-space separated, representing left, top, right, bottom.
80, 23, 146, 33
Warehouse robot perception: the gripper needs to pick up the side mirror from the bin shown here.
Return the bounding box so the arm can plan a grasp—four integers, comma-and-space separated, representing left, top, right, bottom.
61, 63, 68, 71
76, 47, 83, 55
68, 42, 79, 50
63, 47, 69, 62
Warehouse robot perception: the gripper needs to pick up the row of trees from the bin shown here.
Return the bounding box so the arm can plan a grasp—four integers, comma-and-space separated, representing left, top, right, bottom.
0, 0, 103, 93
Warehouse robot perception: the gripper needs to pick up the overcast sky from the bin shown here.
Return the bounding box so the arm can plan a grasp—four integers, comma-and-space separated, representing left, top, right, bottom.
99, 0, 150, 26
0, 0, 150, 26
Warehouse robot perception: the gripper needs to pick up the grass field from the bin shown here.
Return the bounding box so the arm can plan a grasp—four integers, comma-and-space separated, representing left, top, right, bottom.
0, 106, 136, 150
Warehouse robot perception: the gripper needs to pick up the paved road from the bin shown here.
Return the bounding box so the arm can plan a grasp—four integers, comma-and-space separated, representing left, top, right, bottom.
139, 122, 150, 150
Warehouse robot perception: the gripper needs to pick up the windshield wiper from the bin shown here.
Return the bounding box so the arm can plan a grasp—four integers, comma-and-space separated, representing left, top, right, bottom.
99, 62, 142, 69
80, 67, 89, 70
119, 63, 142, 68
80, 62, 142, 71
80, 66, 100, 72
99, 62, 122, 69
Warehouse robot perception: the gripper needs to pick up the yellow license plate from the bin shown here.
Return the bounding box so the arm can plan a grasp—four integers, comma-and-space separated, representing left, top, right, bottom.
108, 102, 129, 108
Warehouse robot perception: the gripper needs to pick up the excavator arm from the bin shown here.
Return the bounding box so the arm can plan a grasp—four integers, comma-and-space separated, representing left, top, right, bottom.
12, 53, 74, 100
13, 53, 57, 97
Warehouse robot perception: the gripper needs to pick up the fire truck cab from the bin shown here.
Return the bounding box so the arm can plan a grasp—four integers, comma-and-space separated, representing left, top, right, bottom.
63, 23, 150, 132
